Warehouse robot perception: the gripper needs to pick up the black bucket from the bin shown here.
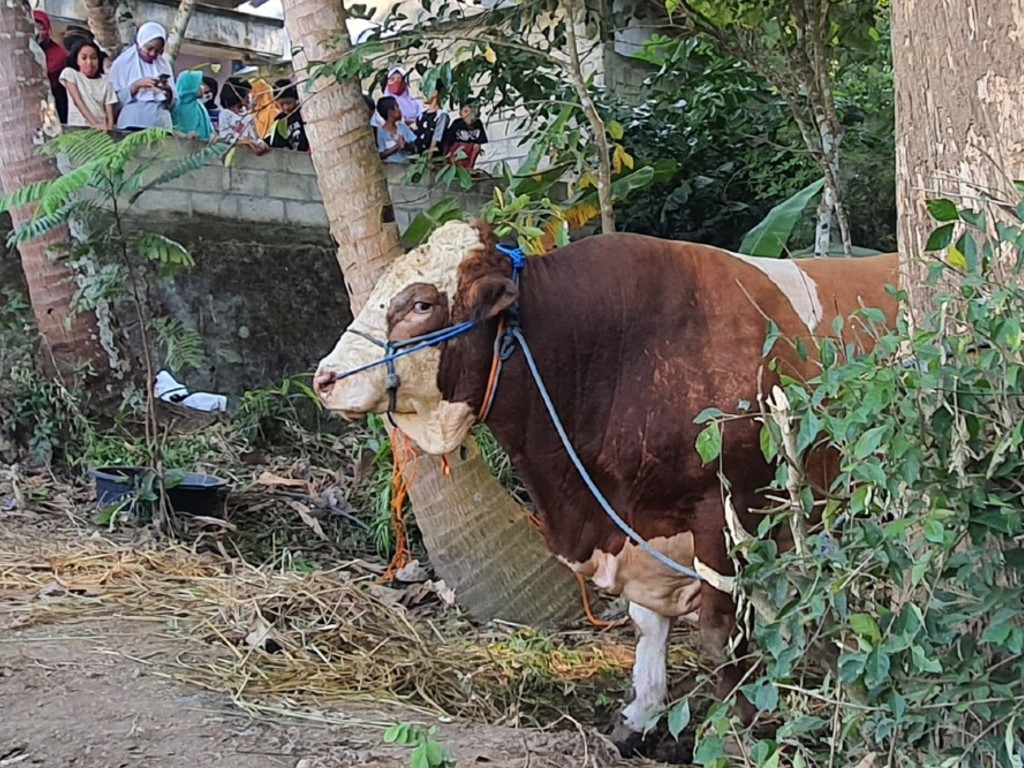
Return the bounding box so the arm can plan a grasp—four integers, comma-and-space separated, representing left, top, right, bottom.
90, 466, 149, 505
165, 472, 229, 516
90, 467, 229, 516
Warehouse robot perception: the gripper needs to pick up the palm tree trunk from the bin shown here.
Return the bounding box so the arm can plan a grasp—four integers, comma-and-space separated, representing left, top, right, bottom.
82, 0, 136, 55
0, 0, 114, 382
82, 0, 121, 53
282, 0, 585, 626
891, 0, 1024, 320
165, 0, 197, 67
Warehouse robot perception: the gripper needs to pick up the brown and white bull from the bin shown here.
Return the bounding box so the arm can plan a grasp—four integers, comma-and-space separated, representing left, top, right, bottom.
314, 220, 898, 747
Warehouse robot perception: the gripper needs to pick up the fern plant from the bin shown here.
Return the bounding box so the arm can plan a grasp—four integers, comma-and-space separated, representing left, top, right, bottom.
0, 128, 229, 511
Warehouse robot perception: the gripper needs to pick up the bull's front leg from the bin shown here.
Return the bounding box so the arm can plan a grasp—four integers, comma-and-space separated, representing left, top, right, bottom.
612, 602, 670, 753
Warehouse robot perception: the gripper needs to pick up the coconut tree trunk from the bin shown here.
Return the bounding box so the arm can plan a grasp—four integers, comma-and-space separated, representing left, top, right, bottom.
83, 0, 136, 55
165, 0, 197, 67
282, 0, 584, 626
0, 0, 115, 382
891, 0, 1024, 319
82, 0, 121, 53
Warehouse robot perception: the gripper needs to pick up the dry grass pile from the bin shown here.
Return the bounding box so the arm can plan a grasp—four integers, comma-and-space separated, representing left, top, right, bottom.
0, 532, 700, 729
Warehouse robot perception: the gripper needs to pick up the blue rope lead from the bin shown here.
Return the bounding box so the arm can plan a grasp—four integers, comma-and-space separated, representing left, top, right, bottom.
509, 326, 703, 582
331, 321, 477, 383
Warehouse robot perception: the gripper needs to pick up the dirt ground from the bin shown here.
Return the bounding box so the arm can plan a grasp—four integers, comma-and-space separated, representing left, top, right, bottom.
0, 620, 621, 768
0, 508, 661, 768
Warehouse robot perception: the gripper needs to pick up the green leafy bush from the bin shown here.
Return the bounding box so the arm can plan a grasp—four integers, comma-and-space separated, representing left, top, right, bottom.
683, 199, 1024, 766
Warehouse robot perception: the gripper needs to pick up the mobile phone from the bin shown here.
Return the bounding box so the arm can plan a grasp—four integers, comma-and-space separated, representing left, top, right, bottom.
158, 74, 170, 82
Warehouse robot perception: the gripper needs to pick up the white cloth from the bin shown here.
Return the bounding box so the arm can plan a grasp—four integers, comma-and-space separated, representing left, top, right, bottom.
59, 68, 116, 127
109, 22, 172, 105
392, 88, 422, 122
154, 370, 227, 413
218, 109, 263, 144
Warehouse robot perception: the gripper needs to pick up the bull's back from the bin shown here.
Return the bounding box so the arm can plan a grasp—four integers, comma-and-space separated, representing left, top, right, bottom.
797, 252, 899, 326
698, 250, 899, 366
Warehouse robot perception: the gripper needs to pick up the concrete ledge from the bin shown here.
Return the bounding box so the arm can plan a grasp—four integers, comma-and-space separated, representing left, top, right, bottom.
121, 136, 497, 236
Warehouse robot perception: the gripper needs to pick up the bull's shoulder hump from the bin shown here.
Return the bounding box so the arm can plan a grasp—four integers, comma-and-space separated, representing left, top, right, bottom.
722, 251, 824, 332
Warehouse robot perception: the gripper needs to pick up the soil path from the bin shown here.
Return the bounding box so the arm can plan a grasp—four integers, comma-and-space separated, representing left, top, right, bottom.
0, 506, 642, 768
0, 619, 622, 767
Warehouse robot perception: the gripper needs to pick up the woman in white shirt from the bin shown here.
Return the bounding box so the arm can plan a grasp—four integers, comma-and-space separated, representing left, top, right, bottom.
108, 22, 175, 130
59, 39, 116, 130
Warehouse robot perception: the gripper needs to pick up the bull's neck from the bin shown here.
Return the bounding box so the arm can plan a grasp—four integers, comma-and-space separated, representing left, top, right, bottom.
463, 254, 631, 557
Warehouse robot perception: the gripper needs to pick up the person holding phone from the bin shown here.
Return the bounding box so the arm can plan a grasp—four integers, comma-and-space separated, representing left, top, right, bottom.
109, 22, 175, 130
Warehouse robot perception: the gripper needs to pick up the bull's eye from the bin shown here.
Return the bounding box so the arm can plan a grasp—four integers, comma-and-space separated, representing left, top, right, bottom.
413, 301, 433, 313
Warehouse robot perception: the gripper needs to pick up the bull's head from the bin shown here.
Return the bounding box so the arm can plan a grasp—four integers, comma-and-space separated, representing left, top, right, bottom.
314, 220, 516, 455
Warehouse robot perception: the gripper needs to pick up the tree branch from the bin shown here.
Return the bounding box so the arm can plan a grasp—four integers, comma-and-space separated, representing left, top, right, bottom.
563, 0, 615, 234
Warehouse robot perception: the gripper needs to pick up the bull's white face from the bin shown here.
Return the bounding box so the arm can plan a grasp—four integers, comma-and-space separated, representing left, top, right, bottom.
314, 220, 482, 455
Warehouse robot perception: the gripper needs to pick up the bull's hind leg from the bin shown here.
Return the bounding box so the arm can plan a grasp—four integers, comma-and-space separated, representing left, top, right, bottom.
611, 602, 670, 755
698, 569, 756, 724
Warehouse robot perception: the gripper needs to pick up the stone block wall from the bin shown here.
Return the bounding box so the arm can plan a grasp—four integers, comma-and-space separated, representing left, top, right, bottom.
129, 137, 497, 234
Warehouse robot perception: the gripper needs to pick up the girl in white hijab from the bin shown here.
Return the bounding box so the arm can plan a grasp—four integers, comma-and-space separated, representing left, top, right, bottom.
109, 22, 175, 130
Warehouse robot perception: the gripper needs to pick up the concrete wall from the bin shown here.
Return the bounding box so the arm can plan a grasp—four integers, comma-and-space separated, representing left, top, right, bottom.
1, 209, 345, 398
132, 136, 497, 234
143, 217, 349, 395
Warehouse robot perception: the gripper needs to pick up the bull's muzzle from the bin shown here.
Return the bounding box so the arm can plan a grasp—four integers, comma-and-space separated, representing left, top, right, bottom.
313, 367, 335, 399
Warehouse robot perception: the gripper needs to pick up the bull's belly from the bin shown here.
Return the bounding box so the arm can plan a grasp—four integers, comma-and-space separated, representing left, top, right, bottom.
559, 532, 701, 620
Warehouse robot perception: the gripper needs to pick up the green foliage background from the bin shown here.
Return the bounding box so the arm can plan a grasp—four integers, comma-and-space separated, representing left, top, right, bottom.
614, 35, 895, 252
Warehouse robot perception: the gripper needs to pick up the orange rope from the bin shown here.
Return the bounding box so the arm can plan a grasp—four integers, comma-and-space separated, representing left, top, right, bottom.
383, 429, 419, 581
523, 507, 608, 629
575, 571, 612, 629
477, 317, 506, 422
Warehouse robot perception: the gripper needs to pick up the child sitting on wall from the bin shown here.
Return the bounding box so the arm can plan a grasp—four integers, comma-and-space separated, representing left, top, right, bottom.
266, 79, 309, 152
443, 101, 488, 170
218, 77, 269, 155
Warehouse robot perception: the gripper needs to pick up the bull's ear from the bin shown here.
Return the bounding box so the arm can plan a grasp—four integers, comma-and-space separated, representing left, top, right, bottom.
465, 275, 519, 321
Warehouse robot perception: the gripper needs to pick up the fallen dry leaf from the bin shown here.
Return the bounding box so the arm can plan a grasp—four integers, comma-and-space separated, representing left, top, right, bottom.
285, 500, 327, 541
394, 559, 430, 583
244, 613, 273, 650
36, 581, 101, 599
366, 583, 405, 606
434, 579, 457, 607
256, 471, 309, 491
400, 582, 437, 607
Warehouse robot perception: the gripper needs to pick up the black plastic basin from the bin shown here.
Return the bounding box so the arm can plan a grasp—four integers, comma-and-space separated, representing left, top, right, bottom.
166, 472, 229, 516
90, 467, 229, 516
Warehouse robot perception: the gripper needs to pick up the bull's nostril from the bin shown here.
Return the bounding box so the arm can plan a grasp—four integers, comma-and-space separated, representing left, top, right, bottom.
314, 370, 335, 396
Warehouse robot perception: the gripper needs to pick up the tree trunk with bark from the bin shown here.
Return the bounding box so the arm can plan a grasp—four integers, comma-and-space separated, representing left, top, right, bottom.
282, 0, 585, 626
83, 0, 136, 55
165, 0, 197, 66
0, 0, 115, 383
677, 0, 853, 256
891, 0, 1024, 321
82, 0, 121, 53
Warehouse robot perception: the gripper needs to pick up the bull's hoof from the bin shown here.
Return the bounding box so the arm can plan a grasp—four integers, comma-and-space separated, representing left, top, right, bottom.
652, 733, 695, 764
609, 724, 652, 758
608, 716, 695, 764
